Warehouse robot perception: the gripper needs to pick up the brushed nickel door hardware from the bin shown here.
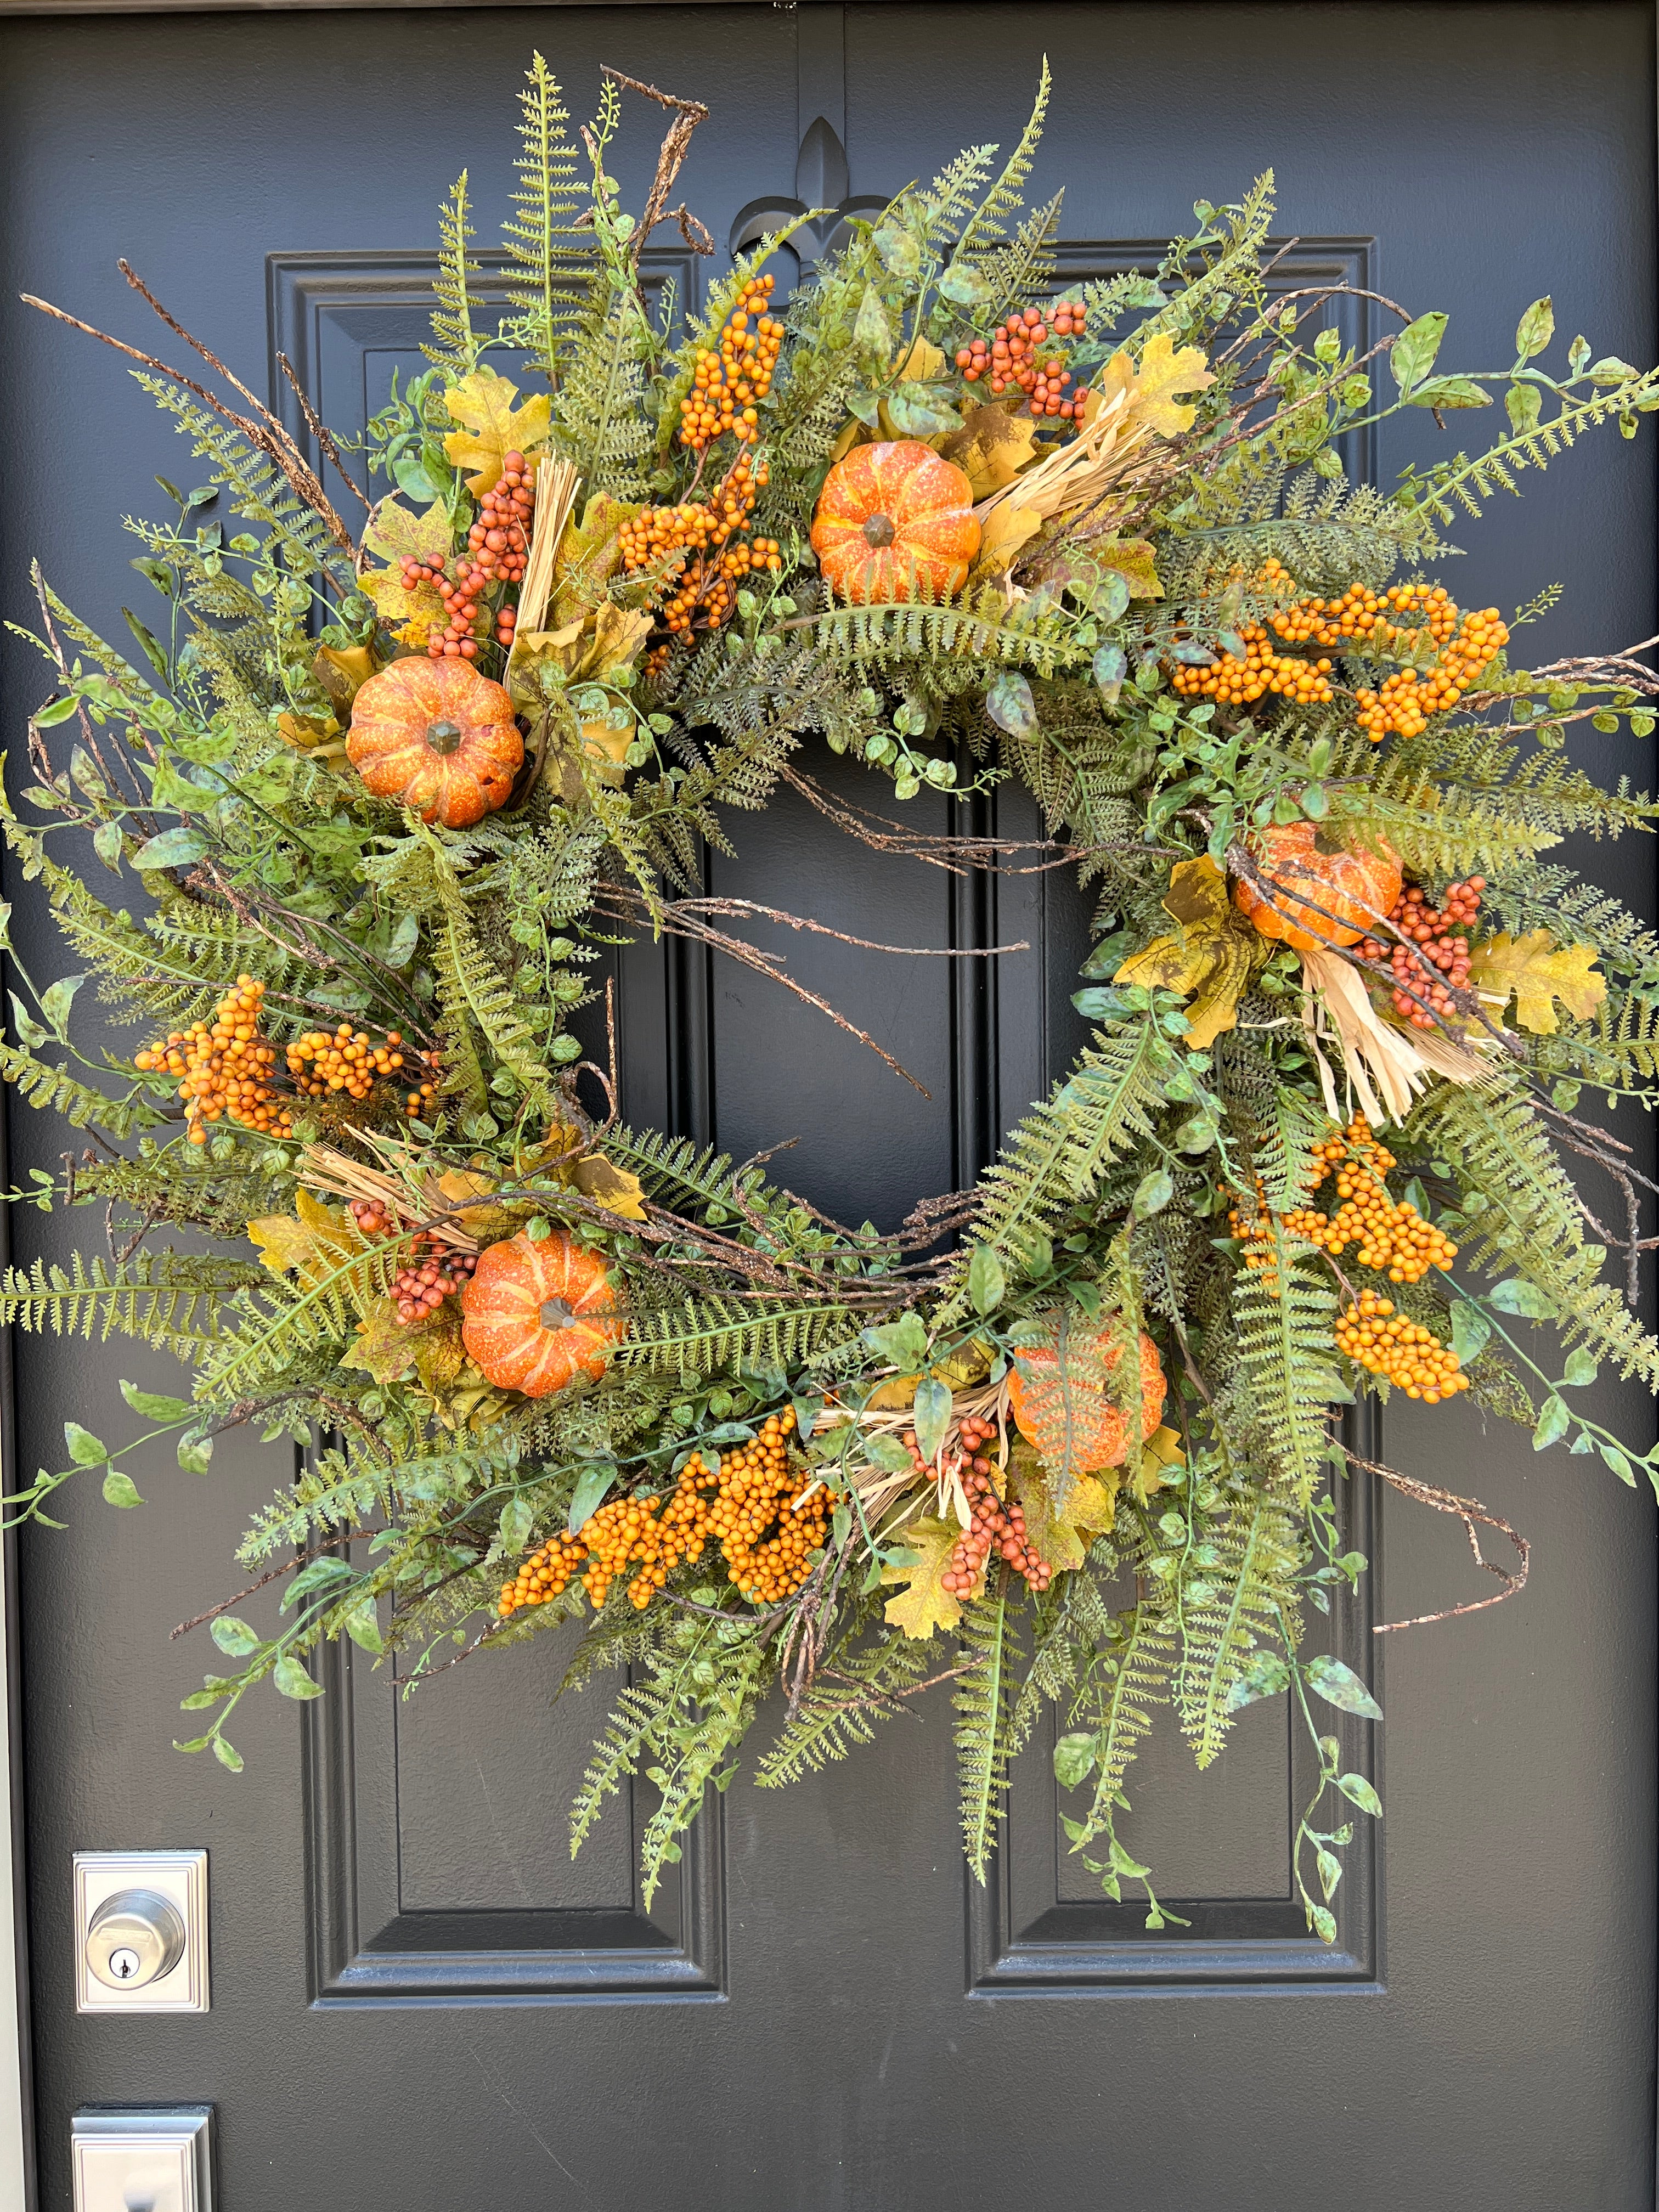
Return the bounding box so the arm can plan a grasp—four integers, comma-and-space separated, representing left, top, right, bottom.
71, 2107, 214, 2212
74, 1852, 208, 2013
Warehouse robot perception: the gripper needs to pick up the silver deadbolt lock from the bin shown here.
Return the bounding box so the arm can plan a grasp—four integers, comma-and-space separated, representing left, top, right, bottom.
74, 1852, 209, 2013
86, 1890, 186, 1990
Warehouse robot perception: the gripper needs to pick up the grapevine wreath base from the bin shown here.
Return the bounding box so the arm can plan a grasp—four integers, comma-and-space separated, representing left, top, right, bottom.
9, 60, 1659, 1933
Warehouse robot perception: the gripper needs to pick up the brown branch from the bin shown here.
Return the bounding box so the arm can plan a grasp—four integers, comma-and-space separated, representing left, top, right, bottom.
276, 350, 371, 512
601, 67, 712, 270
22, 274, 354, 550
1345, 1449, 1531, 1632
596, 883, 931, 1096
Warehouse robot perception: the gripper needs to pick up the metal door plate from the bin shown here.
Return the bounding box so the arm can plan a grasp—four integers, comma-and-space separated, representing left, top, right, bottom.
72, 2107, 214, 2212
74, 1852, 209, 2013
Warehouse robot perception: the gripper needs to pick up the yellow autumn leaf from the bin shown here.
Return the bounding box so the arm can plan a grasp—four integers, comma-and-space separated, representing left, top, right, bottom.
1007, 1441, 1118, 1572
1114, 856, 1256, 1048
443, 369, 552, 495
573, 1154, 648, 1222
866, 1374, 921, 1410
1098, 331, 1215, 439
312, 643, 379, 713
342, 1295, 420, 1385
894, 335, 946, 383
942, 403, 1040, 497
411, 1302, 467, 1395
357, 496, 450, 644
1469, 930, 1606, 1034
274, 711, 340, 750
247, 1213, 320, 1278
974, 501, 1042, 575
550, 494, 642, 629
1131, 1424, 1186, 1505
882, 1516, 966, 1640
1095, 536, 1163, 601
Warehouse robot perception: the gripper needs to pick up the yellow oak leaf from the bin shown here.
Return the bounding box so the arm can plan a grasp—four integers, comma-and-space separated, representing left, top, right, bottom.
247, 1189, 356, 1286
1098, 331, 1215, 439
974, 501, 1042, 575
573, 1154, 648, 1222
882, 1516, 966, 1640
866, 1374, 921, 1410
443, 369, 552, 495
357, 496, 450, 644
274, 711, 340, 750
942, 403, 1040, 497
411, 1302, 466, 1395
1161, 854, 1229, 927
1007, 1440, 1118, 1572
1469, 930, 1607, 1034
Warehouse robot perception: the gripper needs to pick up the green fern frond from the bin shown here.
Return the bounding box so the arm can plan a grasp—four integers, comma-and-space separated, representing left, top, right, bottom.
426, 171, 483, 371
500, 54, 589, 383
956, 1579, 1022, 1880
1175, 1492, 1304, 1767
616, 1296, 861, 1383
1224, 1225, 1340, 1502
755, 1623, 936, 1785
0, 1250, 261, 1356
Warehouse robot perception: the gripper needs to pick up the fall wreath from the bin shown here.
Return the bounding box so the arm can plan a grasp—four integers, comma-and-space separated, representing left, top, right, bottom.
10, 59, 1659, 1936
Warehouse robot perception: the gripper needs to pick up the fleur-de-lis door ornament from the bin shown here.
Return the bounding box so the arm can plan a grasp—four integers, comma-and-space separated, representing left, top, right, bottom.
728, 114, 890, 279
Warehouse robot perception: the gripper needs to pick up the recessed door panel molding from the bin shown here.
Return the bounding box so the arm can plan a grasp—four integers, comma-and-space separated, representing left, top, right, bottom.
304, 1620, 725, 2003
967, 1406, 1381, 1994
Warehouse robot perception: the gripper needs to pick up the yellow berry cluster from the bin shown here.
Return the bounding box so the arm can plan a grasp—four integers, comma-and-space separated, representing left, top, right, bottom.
135, 977, 293, 1145
496, 1408, 823, 1619
286, 1025, 407, 1102
1168, 625, 1335, 711
1167, 558, 1508, 736
618, 450, 779, 640
1335, 1293, 1469, 1403
1280, 1117, 1459, 1285
678, 275, 782, 450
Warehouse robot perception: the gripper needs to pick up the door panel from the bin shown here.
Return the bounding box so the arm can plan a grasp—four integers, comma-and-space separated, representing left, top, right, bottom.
0, 5, 1653, 2208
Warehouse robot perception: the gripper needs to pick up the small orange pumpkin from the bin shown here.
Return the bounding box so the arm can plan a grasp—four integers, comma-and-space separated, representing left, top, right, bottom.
1232, 821, 1402, 953
460, 1231, 625, 1398
346, 657, 523, 830
810, 440, 980, 603
1007, 1321, 1166, 1472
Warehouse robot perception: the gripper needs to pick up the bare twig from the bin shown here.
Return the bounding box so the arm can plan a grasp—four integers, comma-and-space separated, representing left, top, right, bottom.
276, 350, 371, 512
1345, 1449, 1531, 1632
601, 67, 713, 269
22, 270, 354, 549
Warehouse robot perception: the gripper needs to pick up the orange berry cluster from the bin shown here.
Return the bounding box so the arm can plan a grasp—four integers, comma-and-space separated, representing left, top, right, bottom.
1359, 878, 1485, 1028
345, 1195, 476, 1325
403, 1048, 441, 1121
390, 1240, 476, 1325
619, 450, 779, 639
1335, 1293, 1469, 1403
936, 1413, 1052, 1597
496, 1408, 822, 1620
286, 1025, 406, 1102
403, 449, 536, 660
679, 276, 781, 450
1169, 628, 1336, 711
956, 302, 1092, 420
1352, 592, 1507, 741
1280, 1118, 1458, 1284
136, 976, 293, 1145
1167, 561, 1508, 733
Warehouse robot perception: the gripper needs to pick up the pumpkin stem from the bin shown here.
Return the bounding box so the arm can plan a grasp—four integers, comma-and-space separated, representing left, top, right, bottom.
425, 718, 464, 755
539, 1297, 575, 1330
861, 513, 896, 549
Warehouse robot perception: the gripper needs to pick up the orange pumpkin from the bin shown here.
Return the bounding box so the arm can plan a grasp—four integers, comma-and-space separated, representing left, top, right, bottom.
346, 657, 523, 830
1007, 1321, 1166, 1472
460, 1231, 625, 1398
810, 440, 980, 603
1232, 822, 1402, 952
